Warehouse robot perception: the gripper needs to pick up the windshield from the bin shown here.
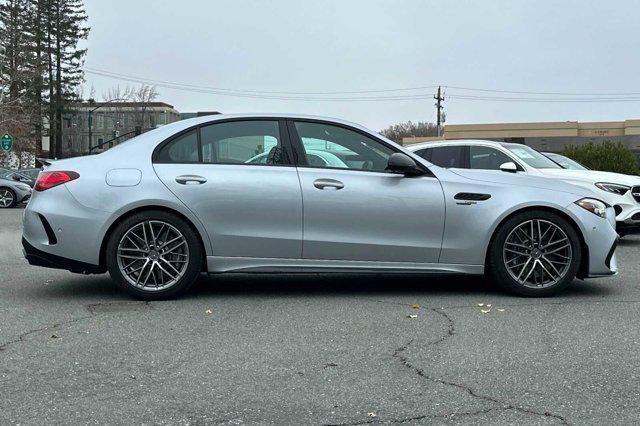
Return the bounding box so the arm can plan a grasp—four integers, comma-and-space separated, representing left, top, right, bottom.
545, 153, 588, 170
505, 145, 561, 169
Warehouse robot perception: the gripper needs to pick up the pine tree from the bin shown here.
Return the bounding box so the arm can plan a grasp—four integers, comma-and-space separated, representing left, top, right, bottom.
46, 0, 89, 158
0, 0, 39, 165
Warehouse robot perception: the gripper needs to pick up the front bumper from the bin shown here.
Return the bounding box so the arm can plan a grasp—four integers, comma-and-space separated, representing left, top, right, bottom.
567, 203, 618, 278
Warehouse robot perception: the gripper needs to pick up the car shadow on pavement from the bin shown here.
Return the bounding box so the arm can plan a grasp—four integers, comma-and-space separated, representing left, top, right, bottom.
186, 272, 615, 299
28, 271, 615, 301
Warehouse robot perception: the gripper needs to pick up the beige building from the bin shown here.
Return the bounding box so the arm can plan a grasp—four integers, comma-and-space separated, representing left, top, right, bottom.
403, 119, 640, 153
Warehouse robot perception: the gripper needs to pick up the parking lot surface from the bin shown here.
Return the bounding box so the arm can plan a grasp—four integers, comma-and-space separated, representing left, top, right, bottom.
1, 207, 640, 425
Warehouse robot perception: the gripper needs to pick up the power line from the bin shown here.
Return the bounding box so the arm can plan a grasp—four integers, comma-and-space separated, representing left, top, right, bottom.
445, 85, 640, 97
84, 67, 640, 103
447, 94, 640, 103
85, 67, 440, 95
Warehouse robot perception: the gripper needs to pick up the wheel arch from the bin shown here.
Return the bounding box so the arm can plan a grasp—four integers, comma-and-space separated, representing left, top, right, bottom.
98, 205, 209, 271
484, 205, 589, 278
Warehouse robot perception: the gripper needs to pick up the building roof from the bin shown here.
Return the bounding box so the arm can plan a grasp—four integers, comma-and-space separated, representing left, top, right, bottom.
403, 119, 640, 145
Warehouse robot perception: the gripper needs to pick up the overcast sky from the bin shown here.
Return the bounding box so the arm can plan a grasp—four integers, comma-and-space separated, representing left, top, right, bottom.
83, 0, 640, 130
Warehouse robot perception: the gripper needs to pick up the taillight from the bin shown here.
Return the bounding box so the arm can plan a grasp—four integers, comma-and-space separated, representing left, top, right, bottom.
34, 171, 80, 192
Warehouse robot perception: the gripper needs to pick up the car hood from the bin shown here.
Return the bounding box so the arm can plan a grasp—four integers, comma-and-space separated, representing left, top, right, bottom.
448, 168, 601, 198
537, 168, 640, 187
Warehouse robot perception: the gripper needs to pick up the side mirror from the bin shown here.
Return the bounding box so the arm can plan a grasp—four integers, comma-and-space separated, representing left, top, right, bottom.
499, 162, 518, 173
386, 153, 424, 176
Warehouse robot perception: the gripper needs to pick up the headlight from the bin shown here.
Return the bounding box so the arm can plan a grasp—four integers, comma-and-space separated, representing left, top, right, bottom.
575, 198, 608, 218
595, 182, 630, 196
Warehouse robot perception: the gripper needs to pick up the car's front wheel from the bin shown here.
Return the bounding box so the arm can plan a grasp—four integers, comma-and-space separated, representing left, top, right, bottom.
106, 210, 203, 300
488, 210, 582, 296
0, 187, 16, 208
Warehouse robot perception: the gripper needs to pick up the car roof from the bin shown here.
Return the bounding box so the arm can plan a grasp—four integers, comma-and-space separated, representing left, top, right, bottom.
406, 139, 521, 151
169, 113, 379, 134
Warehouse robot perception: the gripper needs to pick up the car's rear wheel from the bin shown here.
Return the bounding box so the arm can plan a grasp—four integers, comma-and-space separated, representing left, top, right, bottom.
488, 210, 582, 296
106, 210, 203, 300
0, 187, 16, 208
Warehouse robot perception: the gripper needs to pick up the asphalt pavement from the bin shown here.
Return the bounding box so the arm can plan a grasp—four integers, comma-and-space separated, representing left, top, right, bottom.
1, 207, 640, 425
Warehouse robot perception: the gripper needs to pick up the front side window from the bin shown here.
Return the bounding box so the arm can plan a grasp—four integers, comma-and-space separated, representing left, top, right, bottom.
428, 146, 466, 168
469, 146, 515, 170
201, 120, 287, 165
155, 129, 199, 163
293, 121, 394, 172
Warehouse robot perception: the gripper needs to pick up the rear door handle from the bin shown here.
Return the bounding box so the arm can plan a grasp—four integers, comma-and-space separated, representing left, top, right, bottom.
313, 178, 344, 190
175, 175, 207, 185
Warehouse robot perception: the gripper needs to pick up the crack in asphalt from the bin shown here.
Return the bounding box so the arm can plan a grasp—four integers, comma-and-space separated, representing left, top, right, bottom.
0, 301, 152, 352
390, 304, 570, 426
0, 309, 96, 352
326, 407, 508, 425
327, 299, 570, 425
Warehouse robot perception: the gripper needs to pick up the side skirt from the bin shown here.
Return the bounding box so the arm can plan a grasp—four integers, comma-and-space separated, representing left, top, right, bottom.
206, 256, 484, 275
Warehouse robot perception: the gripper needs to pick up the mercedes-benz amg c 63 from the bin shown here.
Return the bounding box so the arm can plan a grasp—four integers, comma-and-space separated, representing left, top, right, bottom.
22, 114, 618, 299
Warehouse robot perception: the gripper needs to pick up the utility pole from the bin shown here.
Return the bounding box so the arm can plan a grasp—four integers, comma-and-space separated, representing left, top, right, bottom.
434, 86, 445, 136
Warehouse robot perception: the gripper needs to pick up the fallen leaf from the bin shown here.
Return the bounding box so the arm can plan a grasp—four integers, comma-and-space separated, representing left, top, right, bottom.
477, 303, 484, 307
480, 309, 491, 314
367, 412, 377, 417
205, 309, 213, 315
406, 314, 418, 319
497, 308, 505, 312
410, 304, 420, 309
50, 334, 59, 339
323, 362, 338, 368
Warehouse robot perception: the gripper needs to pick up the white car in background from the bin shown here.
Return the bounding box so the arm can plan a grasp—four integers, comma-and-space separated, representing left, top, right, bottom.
408, 140, 640, 236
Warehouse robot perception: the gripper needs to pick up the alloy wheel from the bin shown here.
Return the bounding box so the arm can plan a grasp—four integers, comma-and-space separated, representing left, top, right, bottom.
116, 220, 189, 291
0, 189, 14, 208
502, 219, 572, 288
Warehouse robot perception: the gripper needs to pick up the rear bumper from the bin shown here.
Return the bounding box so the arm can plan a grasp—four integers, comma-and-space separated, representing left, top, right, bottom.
22, 237, 105, 274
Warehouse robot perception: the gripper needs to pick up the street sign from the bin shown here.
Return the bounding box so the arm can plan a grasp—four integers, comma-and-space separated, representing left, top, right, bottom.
1, 133, 12, 151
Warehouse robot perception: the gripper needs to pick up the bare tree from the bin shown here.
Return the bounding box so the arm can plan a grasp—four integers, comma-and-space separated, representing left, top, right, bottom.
379, 121, 439, 144
100, 84, 159, 132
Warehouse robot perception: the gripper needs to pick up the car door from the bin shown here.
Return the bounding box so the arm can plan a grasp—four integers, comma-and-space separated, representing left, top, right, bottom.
153, 119, 303, 258
288, 120, 445, 263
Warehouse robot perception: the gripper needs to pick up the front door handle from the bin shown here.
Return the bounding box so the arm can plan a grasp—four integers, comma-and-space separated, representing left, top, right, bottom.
313, 178, 344, 190
175, 175, 207, 185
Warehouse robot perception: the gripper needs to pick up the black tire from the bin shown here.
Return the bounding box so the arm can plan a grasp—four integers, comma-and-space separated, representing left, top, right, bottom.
0, 187, 17, 208
105, 210, 203, 300
487, 210, 582, 297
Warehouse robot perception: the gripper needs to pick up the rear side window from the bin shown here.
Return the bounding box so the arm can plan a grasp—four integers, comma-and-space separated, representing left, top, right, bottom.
200, 120, 286, 165
155, 130, 199, 163
154, 121, 290, 165
469, 146, 514, 170
429, 146, 466, 168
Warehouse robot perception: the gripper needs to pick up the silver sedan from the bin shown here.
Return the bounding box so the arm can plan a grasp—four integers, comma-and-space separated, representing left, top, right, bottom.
22, 114, 618, 299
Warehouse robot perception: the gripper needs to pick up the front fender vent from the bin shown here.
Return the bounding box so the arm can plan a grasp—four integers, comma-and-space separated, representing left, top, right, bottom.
454, 192, 491, 201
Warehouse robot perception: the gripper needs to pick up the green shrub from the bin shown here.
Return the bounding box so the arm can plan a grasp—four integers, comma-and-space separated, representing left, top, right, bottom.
562, 142, 640, 175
